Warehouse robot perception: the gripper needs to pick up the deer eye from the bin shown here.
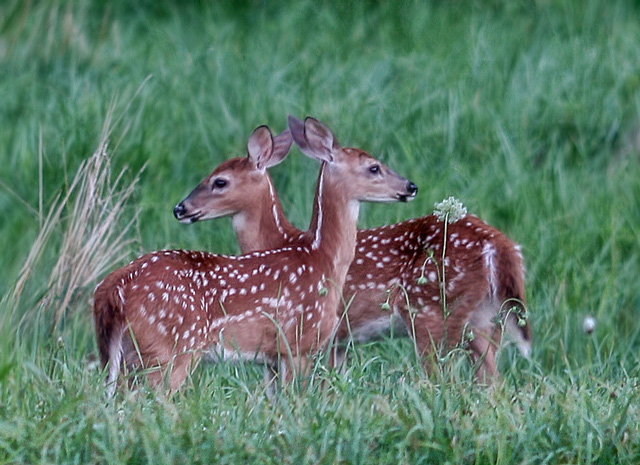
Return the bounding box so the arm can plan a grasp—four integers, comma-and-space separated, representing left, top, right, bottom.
213, 178, 228, 189
369, 164, 380, 174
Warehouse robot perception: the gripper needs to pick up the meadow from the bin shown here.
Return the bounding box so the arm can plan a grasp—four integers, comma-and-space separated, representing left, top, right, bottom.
1, 0, 639, 463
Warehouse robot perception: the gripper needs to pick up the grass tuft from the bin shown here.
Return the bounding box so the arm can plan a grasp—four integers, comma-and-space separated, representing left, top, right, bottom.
2, 116, 143, 350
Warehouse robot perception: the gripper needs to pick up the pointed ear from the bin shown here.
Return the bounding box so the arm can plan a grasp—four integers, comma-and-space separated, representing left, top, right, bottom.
247, 125, 275, 170
261, 129, 292, 169
288, 115, 339, 163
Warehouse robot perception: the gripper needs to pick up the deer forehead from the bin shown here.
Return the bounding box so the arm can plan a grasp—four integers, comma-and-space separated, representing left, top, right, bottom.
210, 157, 250, 175
207, 157, 263, 183
340, 147, 377, 164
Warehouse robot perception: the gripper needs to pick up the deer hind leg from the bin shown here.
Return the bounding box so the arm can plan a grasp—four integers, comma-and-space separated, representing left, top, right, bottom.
415, 337, 441, 375
468, 298, 504, 383
415, 318, 500, 383
468, 331, 499, 383
121, 331, 198, 392
398, 301, 445, 374
406, 298, 499, 382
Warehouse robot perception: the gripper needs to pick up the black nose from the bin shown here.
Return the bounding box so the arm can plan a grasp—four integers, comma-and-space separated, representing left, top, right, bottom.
407, 182, 418, 196
173, 203, 187, 219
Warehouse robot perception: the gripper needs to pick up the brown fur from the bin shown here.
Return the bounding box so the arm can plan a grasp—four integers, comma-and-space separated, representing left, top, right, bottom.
176, 135, 531, 380
95, 118, 416, 393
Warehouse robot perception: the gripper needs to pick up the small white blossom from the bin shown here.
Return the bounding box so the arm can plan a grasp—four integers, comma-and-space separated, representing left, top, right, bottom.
434, 196, 467, 223
583, 315, 596, 334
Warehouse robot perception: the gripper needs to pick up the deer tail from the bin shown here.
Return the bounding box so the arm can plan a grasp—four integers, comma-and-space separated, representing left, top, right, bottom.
494, 240, 532, 358
93, 276, 128, 396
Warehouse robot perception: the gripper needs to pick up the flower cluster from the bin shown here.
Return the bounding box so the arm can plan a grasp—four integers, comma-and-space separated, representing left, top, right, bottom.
433, 196, 467, 223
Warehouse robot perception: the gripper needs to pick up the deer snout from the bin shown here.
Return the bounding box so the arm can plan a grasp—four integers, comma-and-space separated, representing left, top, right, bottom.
398, 181, 418, 202
173, 202, 187, 219
407, 182, 418, 196
174, 202, 201, 223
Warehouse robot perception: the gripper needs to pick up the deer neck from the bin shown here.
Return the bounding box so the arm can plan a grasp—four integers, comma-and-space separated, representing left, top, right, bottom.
232, 176, 298, 253
309, 163, 360, 284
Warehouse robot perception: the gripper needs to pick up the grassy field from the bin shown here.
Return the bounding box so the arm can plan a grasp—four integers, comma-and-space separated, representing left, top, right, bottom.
1, 0, 640, 463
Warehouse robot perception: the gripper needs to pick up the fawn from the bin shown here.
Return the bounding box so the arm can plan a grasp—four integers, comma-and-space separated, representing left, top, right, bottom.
175, 123, 531, 381
94, 116, 417, 394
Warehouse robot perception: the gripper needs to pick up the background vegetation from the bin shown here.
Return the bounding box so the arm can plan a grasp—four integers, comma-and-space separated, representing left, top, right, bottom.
1, 0, 639, 463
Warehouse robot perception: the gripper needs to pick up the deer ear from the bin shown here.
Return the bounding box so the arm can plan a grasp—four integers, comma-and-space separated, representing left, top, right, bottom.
288, 115, 339, 163
261, 129, 292, 169
247, 125, 275, 170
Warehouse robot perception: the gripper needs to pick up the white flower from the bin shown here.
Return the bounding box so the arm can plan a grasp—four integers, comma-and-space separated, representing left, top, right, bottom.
433, 196, 467, 223
583, 315, 596, 334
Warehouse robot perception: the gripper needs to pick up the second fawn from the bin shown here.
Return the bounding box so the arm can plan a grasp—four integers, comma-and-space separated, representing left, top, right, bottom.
94, 116, 417, 394
175, 124, 531, 380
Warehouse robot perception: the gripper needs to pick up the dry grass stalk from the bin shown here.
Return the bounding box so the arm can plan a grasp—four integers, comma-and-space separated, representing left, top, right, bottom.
46, 140, 142, 331
5, 136, 142, 334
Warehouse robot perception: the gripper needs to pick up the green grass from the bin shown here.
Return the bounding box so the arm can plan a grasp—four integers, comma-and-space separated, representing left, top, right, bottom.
1, 0, 640, 463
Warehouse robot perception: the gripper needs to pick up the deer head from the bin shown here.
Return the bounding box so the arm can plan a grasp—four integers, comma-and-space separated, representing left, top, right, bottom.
174, 125, 293, 224
288, 116, 418, 205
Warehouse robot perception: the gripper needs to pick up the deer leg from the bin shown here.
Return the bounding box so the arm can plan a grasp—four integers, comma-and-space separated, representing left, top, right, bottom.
282, 354, 312, 387
400, 301, 445, 373
415, 336, 443, 375
326, 341, 348, 374
166, 352, 201, 392
137, 352, 196, 393
468, 327, 500, 383
263, 362, 280, 401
